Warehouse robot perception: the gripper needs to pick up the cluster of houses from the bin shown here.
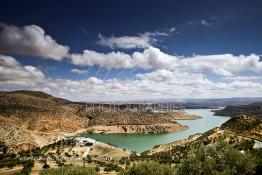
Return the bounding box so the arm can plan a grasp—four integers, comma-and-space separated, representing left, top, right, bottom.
74, 137, 96, 147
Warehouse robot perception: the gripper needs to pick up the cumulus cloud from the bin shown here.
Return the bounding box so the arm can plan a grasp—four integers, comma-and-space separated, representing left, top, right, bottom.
97, 31, 168, 49
1, 56, 262, 102
71, 68, 88, 74
70, 47, 262, 76
0, 23, 261, 101
177, 54, 262, 76
0, 23, 69, 60
0, 55, 45, 85
70, 50, 133, 69
70, 47, 175, 69
4, 73, 260, 102
135, 69, 205, 83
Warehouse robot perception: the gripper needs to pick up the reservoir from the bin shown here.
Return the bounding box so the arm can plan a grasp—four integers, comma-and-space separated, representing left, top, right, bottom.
80, 109, 230, 153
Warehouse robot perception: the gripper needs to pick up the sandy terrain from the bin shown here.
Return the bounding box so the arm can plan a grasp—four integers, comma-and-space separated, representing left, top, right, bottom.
0, 166, 23, 175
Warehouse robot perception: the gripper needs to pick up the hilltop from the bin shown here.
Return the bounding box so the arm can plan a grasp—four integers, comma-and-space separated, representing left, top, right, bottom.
214, 103, 262, 118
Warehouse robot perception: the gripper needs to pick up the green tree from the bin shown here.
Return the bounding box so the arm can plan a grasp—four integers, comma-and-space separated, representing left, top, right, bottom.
176, 141, 256, 175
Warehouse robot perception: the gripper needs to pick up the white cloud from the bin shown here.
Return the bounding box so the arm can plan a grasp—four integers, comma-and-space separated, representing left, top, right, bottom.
70, 50, 133, 69
97, 31, 168, 49
136, 69, 206, 83
169, 27, 176, 32
178, 54, 262, 76
70, 47, 176, 69
1, 57, 262, 102
222, 76, 262, 81
19, 74, 262, 102
70, 47, 262, 76
0, 23, 69, 60
98, 33, 152, 49
201, 19, 210, 26
0, 22, 261, 101
0, 55, 45, 85
71, 68, 88, 74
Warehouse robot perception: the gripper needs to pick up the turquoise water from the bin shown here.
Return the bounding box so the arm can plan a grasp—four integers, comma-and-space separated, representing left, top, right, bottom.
80, 109, 230, 153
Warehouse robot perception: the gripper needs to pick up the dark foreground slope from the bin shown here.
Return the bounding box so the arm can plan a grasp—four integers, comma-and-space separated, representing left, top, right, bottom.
123, 115, 262, 175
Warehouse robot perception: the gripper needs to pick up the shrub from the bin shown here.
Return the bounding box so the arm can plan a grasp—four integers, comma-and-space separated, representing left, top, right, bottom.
120, 161, 175, 175
42, 164, 50, 169
22, 160, 34, 168
15, 160, 35, 175
7, 161, 16, 169
40, 165, 98, 175
252, 148, 262, 174
95, 166, 100, 172
104, 163, 122, 172
65, 152, 71, 157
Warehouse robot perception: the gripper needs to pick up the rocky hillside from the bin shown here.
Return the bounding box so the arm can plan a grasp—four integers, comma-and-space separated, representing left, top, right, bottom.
221, 115, 262, 140
149, 115, 262, 157
0, 90, 88, 152
0, 90, 193, 152
214, 103, 262, 118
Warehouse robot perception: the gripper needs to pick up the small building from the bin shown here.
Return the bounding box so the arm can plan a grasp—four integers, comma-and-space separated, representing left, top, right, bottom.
74, 137, 96, 146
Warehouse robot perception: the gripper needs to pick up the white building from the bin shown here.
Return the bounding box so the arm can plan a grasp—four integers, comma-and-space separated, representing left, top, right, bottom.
74, 137, 96, 146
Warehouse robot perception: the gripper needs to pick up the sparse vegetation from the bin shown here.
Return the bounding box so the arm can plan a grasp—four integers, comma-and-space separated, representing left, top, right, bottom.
120, 161, 175, 175
40, 165, 98, 175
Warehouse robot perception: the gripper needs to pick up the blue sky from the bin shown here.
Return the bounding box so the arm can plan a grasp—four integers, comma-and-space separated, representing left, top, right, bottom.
0, 0, 262, 101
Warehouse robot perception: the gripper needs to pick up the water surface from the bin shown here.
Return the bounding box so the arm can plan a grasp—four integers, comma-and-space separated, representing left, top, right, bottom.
80, 109, 230, 153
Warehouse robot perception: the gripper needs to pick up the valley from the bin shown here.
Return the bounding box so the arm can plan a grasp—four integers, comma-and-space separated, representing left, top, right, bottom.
0, 90, 261, 175
0, 90, 198, 153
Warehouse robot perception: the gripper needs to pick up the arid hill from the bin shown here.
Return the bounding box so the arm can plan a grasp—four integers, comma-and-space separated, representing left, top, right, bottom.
0, 90, 193, 152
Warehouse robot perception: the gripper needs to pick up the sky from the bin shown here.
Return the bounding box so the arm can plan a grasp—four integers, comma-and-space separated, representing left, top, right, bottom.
0, 0, 262, 102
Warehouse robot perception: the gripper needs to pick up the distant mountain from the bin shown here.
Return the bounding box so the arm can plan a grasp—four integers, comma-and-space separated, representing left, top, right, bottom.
85, 97, 262, 110
214, 103, 262, 118
180, 97, 262, 109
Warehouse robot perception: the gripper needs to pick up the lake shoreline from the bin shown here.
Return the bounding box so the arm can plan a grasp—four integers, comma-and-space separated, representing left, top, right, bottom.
79, 109, 230, 153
